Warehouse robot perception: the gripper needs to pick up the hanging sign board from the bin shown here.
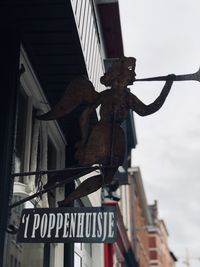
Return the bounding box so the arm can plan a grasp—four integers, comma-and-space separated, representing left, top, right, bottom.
17, 206, 117, 243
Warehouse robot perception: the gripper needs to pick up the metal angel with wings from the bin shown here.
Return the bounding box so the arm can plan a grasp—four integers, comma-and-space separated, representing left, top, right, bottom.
38, 57, 174, 206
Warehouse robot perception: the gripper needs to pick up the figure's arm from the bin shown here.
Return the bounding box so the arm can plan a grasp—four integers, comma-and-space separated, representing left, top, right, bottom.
128, 74, 175, 116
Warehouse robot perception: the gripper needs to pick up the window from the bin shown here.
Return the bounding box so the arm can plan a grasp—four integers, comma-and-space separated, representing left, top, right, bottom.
4, 47, 66, 267
14, 88, 28, 178
75, 252, 82, 267
149, 250, 158, 260
74, 202, 93, 267
74, 243, 92, 267
149, 236, 156, 248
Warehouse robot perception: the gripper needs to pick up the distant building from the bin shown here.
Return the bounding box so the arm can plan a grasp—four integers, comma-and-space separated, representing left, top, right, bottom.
128, 167, 151, 267
128, 167, 177, 267
149, 201, 178, 267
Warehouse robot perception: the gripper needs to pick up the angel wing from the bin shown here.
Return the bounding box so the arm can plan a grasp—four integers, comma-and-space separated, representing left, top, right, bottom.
37, 76, 99, 120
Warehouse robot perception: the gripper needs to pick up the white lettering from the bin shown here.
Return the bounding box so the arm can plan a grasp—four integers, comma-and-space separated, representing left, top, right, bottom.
31, 214, 40, 238
47, 213, 56, 238
63, 213, 70, 238
108, 212, 114, 238
69, 213, 77, 238
40, 214, 48, 238
102, 212, 108, 242
85, 213, 92, 238
77, 213, 85, 238
97, 212, 103, 238
22, 209, 115, 242
23, 214, 30, 238
92, 213, 97, 237
55, 213, 63, 238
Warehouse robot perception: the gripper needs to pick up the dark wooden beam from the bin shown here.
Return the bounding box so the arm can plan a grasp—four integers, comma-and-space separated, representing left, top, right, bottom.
0, 29, 20, 267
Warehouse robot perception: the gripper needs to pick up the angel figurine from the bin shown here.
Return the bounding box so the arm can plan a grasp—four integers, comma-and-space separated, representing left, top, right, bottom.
38, 56, 174, 206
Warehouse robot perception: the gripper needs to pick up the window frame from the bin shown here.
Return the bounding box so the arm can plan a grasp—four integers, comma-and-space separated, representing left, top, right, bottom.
7, 45, 67, 267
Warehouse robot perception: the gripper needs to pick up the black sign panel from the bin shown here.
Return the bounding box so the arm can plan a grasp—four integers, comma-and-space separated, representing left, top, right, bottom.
17, 206, 117, 243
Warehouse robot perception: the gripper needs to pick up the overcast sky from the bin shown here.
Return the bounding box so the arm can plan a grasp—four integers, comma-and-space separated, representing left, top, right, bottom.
119, 1, 200, 266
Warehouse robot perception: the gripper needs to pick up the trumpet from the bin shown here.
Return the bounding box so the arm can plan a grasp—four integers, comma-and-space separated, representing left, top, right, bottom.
135, 67, 200, 82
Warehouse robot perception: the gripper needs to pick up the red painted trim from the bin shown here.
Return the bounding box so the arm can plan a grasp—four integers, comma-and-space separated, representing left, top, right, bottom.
103, 202, 130, 250
103, 202, 133, 263
97, 3, 124, 57
104, 243, 114, 267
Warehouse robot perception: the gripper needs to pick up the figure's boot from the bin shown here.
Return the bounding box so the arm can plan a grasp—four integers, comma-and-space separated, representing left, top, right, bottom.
57, 174, 103, 206
57, 166, 118, 206
43, 166, 99, 189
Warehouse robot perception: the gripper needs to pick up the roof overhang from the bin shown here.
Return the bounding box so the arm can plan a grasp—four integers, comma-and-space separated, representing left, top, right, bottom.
0, 1, 90, 154
96, 0, 124, 57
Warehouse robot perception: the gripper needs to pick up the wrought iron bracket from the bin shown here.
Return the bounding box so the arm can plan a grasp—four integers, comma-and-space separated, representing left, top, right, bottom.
10, 165, 102, 209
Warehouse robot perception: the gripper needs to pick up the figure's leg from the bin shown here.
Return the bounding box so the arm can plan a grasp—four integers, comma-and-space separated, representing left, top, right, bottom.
103, 167, 117, 184
57, 167, 118, 206
57, 174, 103, 206
43, 166, 99, 189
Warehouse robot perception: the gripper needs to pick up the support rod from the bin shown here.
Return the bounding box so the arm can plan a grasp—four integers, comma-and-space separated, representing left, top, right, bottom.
135, 68, 200, 82
9, 166, 101, 209
11, 166, 100, 177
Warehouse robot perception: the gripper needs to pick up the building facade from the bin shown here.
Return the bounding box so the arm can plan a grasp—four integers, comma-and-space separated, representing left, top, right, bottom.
0, 1, 177, 267
128, 167, 151, 267
0, 1, 138, 267
128, 167, 177, 267
148, 201, 178, 267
